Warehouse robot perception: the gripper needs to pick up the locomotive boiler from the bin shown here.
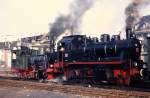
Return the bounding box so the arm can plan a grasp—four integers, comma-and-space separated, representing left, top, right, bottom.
59, 34, 141, 62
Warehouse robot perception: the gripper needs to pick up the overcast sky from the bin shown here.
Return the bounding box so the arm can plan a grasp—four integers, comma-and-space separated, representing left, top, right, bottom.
0, 0, 72, 41
0, 0, 149, 42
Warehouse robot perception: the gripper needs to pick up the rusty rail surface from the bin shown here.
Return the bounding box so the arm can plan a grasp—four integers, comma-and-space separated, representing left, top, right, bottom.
0, 78, 149, 98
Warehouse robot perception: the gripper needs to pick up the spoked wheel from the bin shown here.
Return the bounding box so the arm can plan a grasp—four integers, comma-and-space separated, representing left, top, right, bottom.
116, 76, 124, 86
116, 76, 132, 86
82, 79, 86, 84
92, 79, 98, 84
124, 76, 131, 86
34, 72, 39, 80
16, 73, 22, 80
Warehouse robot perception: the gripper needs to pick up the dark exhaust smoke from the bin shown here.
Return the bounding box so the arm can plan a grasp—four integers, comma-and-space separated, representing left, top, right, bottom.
125, 0, 140, 29
125, 0, 150, 38
49, 0, 95, 40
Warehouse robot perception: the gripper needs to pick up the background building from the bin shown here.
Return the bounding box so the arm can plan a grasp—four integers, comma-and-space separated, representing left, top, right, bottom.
135, 15, 150, 71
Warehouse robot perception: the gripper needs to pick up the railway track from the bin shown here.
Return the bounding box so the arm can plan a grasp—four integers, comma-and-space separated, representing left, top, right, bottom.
0, 77, 150, 98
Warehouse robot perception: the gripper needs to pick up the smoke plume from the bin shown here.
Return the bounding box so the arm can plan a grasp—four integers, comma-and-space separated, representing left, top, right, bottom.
125, 0, 150, 29
49, 0, 95, 40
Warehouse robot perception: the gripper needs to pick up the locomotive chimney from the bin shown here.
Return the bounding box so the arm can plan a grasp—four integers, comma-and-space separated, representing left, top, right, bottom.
125, 1, 139, 39
125, 15, 135, 39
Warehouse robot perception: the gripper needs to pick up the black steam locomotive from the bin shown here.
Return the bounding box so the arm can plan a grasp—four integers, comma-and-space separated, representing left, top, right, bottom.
11, 29, 146, 85
45, 29, 145, 85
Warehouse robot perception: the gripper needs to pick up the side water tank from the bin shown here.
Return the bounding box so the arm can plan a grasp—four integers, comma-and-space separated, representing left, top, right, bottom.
111, 35, 120, 41
100, 34, 110, 42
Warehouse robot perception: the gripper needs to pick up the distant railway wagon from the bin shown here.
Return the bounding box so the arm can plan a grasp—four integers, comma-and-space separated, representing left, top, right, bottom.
11, 47, 48, 80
